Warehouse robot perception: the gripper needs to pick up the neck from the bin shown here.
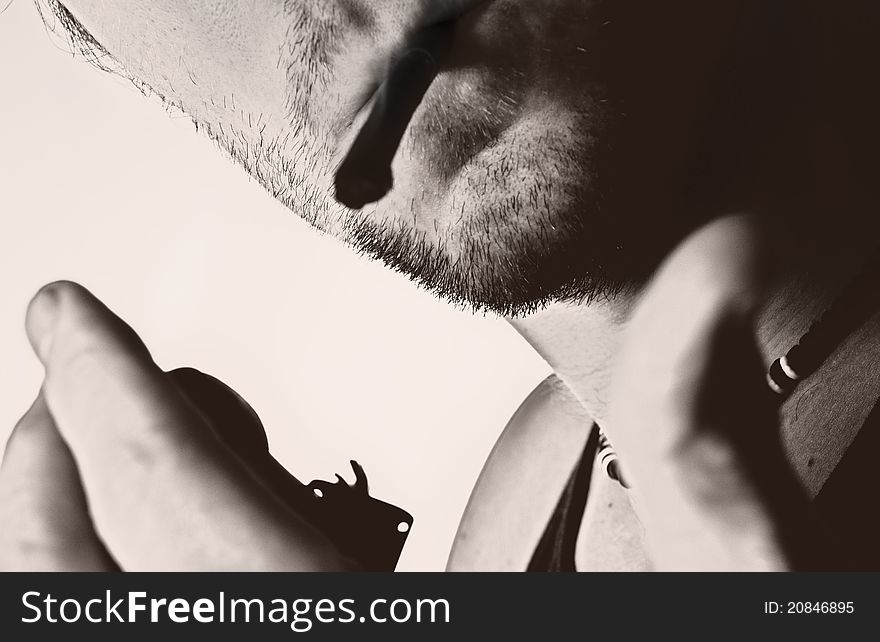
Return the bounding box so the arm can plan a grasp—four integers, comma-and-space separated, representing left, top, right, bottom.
509, 191, 880, 494
509, 2, 880, 493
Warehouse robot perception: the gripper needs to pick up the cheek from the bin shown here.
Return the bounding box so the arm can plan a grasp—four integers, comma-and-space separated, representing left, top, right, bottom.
60, 0, 291, 126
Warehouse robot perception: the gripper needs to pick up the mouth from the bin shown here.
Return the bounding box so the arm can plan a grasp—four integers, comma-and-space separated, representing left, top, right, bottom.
333, 0, 493, 210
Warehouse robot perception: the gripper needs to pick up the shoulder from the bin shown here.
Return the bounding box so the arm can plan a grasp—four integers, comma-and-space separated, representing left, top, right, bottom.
447, 375, 593, 570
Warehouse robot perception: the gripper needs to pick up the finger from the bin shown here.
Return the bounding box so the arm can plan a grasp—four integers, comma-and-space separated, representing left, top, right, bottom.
26, 281, 344, 570
606, 215, 810, 569
0, 392, 117, 571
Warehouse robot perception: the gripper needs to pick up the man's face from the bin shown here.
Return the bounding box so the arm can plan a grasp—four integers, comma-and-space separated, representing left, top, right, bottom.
45, 0, 741, 313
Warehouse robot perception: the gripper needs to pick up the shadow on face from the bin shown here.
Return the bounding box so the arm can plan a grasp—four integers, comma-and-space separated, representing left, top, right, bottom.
36, 0, 879, 314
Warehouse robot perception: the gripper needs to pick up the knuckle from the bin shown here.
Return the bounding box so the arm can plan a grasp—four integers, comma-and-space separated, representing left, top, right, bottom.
52, 282, 152, 365
31, 280, 86, 308
42, 279, 90, 300
29, 280, 92, 326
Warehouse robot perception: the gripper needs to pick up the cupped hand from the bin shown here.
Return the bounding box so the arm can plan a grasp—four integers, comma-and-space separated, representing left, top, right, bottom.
0, 281, 347, 571
603, 215, 816, 570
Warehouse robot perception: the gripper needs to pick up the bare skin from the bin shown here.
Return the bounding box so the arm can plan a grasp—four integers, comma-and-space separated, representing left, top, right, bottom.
3, 1, 879, 570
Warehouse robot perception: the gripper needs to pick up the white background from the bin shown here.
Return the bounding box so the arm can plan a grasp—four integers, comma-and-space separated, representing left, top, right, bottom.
0, 1, 548, 570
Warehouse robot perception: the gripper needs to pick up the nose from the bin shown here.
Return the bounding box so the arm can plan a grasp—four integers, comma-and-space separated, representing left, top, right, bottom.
334, 20, 456, 209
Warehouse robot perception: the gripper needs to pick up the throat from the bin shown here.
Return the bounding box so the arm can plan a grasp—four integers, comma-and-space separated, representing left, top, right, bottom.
507, 296, 631, 427
508, 213, 880, 498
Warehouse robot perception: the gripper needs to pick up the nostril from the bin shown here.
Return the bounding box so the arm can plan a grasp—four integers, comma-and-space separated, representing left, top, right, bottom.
333, 20, 456, 209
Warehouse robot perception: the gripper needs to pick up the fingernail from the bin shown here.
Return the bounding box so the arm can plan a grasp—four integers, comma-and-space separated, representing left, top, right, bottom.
26, 284, 60, 363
